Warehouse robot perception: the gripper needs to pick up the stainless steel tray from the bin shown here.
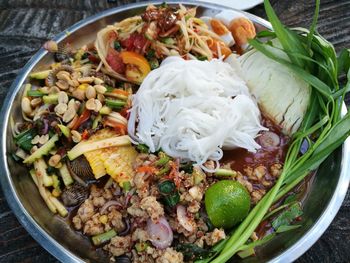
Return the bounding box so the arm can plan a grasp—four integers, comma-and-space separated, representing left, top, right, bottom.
0, 1, 349, 262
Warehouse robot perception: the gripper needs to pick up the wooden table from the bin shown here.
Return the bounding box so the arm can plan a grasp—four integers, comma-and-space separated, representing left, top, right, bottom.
0, 0, 349, 262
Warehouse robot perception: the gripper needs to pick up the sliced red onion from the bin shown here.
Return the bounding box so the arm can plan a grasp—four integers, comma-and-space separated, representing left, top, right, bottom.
146, 216, 173, 249
258, 131, 280, 149
100, 200, 123, 214
124, 189, 135, 207
177, 205, 195, 232
118, 217, 131, 236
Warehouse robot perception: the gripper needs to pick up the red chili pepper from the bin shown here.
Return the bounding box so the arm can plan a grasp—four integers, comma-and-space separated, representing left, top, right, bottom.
72, 109, 91, 131
104, 119, 127, 135
119, 107, 129, 119
81, 129, 90, 140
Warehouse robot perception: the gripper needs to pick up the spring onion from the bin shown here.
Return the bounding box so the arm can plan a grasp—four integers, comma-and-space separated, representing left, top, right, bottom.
105, 99, 127, 109
215, 169, 237, 177
200, 0, 350, 262
92, 229, 117, 246
27, 90, 45, 97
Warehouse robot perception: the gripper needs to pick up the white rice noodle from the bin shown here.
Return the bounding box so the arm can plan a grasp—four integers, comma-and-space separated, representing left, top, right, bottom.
128, 56, 266, 171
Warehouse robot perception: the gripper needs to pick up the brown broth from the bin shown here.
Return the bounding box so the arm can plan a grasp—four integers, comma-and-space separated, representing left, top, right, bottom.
221, 117, 289, 174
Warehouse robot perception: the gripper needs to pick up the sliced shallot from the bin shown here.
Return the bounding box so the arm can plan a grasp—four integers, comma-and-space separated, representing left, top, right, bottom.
100, 200, 123, 214
258, 131, 280, 149
146, 216, 173, 249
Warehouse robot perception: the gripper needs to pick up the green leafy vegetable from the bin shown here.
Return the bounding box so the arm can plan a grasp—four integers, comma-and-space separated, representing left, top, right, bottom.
15, 128, 36, 151
114, 41, 121, 51
155, 152, 170, 166
203, 0, 350, 262
136, 143, 149, 153
176, 243, 215, 261
158, 180, 179, 207
272, 202, 303, 229
105, 99, 127, 109
276, 224, 301, 233
92, 229, 117, 246
27, 90, 45, 97
180, 162, 194, 173
163, 192, 180, 208
158, 180, 175, 194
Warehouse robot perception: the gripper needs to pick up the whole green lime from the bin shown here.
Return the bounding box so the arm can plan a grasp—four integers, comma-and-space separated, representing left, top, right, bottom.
205, 180, 251, 229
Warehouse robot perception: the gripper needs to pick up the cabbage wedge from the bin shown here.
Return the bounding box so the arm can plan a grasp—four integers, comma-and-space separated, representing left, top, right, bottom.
238, 44, 311, 135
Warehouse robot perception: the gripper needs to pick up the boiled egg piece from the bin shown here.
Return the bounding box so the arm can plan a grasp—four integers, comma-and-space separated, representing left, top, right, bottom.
200, 16, 235, 47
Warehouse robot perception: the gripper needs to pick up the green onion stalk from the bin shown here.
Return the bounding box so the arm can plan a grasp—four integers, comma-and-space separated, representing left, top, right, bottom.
197, 0, 350, 262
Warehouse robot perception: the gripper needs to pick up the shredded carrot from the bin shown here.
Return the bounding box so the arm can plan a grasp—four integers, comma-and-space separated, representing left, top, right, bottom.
104, 119, 127, 135
137, 165, 157, 174
112, 89, 130, 97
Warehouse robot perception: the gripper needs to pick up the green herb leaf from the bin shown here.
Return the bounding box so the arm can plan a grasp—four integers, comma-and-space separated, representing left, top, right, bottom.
163, 192, 180, 207
337, 49, 350, 76
276, 224, 301, 233
158, 180, 175, 194
264, 0, 309, 69
114, 41, 121, 51
176, 243, 215, 261
272, 203, 302, 230
136, 143, 149, 153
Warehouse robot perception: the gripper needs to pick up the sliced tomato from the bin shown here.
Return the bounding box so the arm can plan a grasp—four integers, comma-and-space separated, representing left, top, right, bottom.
121, 33, 148, 53
120, 51, 151, 83
106, 48, 126, 74
112, 89, 130, 97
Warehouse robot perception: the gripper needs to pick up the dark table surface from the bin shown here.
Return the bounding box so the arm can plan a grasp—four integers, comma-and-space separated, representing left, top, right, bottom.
0, 0, 349, 262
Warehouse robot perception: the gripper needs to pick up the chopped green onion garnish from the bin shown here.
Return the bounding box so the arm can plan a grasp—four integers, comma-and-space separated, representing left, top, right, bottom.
215, 168, 237, 177
137, 144, 149, 153
122, 181, 132, 191
27, 90, 45, 97
105, 99, 127, 109
91, 229, 117, 246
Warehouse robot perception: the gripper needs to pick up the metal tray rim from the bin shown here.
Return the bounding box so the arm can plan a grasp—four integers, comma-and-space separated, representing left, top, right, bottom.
0, 1, 349, 262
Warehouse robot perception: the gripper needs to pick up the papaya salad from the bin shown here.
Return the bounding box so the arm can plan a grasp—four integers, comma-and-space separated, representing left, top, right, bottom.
11, 1, 350, 262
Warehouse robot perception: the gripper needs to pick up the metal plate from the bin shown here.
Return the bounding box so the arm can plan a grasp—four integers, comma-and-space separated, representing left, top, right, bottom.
0, 1, 349, 262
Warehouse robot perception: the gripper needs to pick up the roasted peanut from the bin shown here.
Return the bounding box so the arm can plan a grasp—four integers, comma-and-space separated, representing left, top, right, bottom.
86, 98, 102, 112
54, 103, 68, 115
38, 134, 49, 145
71, 130, 82, 143
72, 88, 85, 101
31, 135, 40, 145
63, 107, 76, 123
49, 86, 60, 94
30, 98, 42, 107
21, 97, 32, 115
56, 71, 71, 82
56, 79, 69, 90
58, 91, 69, 104
77, 77, 94, 84
94, 84, 107, 94
85, 85, 96, 99
97, 94, 105, 104
94, 77, 104, 85
48, 154, 61, 167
